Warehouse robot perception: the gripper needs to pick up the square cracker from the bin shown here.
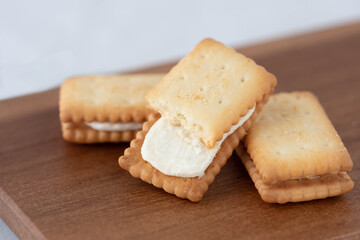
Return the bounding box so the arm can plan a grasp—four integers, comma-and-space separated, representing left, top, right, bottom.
60, 74, 164, 124
236, 145, 354, 203
146, 38, 276, 149
245, 92, 353, 183
119, 92, 272, 202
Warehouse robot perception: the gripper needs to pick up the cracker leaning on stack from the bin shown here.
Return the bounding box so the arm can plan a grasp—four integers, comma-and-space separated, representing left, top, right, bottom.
119, 38, 277, 202
59, 74, 163, 143
236, 92, 354, 203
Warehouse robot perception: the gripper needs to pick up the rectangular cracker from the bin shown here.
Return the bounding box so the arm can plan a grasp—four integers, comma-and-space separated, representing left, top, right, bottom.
119, 92, 272, 202
244, 92, 353, 183
146, 38, 277, 149
60, 74, 164, 123
236, 145, 354, 204
61, 122, 138, 143
59, 74, 164, 143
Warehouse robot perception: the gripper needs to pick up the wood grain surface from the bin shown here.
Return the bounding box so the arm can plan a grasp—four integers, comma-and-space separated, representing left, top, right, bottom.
1, 23, 360, 240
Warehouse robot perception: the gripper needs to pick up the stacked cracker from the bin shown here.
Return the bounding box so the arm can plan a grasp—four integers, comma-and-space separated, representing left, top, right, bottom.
60, 74, 163, 143
236, 92, 354, 203
119, 38, 277, 202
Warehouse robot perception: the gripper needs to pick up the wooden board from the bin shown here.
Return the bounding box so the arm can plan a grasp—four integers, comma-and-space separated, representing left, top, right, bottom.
1, 23, 360, 240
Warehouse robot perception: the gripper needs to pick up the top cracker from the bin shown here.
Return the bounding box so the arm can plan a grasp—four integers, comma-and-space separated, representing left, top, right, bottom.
60, 74, 164, 123
244, 92, 353, 183
146, 38, 277, 148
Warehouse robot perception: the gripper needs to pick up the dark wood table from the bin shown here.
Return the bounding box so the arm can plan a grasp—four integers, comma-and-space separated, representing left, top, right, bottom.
1, 23, 359, 240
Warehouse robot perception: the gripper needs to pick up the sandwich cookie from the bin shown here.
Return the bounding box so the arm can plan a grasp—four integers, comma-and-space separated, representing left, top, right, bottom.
60, 74, 164, 143
236, 92, 354, 203
119, 38, 277, 202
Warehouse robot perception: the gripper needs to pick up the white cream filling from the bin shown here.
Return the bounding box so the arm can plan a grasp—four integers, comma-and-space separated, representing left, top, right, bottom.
299, 176, 320, 180
141, 105, 256, 178
85, 122, 143, 131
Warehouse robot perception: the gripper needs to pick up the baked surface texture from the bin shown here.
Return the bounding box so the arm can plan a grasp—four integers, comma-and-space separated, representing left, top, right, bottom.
60, 74, 164, 123
236, 145, 354, 203
146, 38, 277, 148
61, 122, 139, 143
244, 92, 353, 183
119, 93, 272, 202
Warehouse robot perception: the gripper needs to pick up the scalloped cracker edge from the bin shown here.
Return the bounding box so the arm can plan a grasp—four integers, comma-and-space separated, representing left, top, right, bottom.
118, 91, 272, 202
62, 122, 139, 143
236, 145, 354, 203
60, 74, 164, 123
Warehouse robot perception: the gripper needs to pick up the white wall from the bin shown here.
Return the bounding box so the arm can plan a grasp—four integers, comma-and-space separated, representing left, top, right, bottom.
1, 0, 360, 100
0, 0, 360, 238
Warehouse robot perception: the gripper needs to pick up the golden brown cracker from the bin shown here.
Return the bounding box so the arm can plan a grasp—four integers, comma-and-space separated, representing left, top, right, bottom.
146, 38, 276, 149
60, 74, 164, 123
236, 145, 354, 203
61, 122, 138, 143
245, 92, 353, 183
119, 92, 272, 202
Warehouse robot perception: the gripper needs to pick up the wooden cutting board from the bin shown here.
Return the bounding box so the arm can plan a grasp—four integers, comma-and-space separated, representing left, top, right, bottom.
1, 23, 360, 240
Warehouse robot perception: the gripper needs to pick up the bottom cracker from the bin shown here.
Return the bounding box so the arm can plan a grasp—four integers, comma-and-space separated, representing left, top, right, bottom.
62, 122, 139, 143
235, 145, 354, 204
118, 92, 272, 202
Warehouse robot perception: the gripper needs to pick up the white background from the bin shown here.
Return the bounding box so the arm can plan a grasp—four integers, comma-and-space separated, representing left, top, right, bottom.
1, 0, 360, 239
